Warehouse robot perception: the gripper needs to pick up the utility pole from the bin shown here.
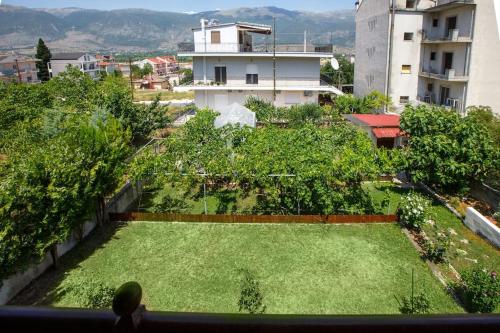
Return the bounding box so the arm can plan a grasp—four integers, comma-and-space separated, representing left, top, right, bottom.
14, 58, 22, 83
273, 17, 276, 103
128, 58, 134, 100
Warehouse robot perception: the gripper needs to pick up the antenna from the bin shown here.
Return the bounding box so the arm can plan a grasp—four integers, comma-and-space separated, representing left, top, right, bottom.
331, 58, 340, 71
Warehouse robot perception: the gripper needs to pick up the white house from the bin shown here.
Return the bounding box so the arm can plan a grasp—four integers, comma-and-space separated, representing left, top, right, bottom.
354, 0, 500, 115
175, 20, 343, 111
48, 53, 99, 79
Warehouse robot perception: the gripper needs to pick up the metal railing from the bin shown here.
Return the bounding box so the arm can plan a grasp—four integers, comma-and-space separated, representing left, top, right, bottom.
178, 43, 333, 53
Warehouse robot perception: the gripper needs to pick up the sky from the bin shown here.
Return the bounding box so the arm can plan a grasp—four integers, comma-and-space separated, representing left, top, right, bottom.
2, 0, 355, 12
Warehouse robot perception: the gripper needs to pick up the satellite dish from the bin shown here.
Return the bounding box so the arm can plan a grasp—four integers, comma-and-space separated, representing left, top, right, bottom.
331, 58, 340, 71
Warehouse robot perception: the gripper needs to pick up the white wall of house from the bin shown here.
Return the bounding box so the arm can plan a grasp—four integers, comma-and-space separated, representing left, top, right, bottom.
195, 90, 318, 111
49, 55, 98, 79
354, 0, 390, 98
467, 0, 500, 114
194, 25, 240, 52
192, 56, 320, 87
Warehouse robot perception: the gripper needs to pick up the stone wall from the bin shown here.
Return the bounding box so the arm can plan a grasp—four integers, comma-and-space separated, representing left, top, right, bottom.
0, 181, 142, 305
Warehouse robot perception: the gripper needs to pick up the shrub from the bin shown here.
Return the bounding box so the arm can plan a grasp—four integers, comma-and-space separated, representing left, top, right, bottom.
288, 103, 324, 127
454, 268, 500, 313
397, 193, 430, 231
237, 269, 266, 314
399, 292, 431, 314
68, 279, 116, 309
423, 230, 451, 263
493, 211, 500, 223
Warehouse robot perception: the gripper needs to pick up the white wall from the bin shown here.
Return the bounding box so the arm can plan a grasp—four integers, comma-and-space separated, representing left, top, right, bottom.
195, 90, 318, 111
464, 207, 500, 248
354, 0, 390, 98
467, 0, 500, 114
389, 11, 424, 111
194, 26, 239, 52
192, 56, 320, 87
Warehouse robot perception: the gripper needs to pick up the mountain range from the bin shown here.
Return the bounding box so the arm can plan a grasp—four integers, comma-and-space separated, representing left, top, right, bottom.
0, 5, 355, 54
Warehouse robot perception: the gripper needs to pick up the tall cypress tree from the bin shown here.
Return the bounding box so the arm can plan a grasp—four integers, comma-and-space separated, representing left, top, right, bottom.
36, 38, 51, 82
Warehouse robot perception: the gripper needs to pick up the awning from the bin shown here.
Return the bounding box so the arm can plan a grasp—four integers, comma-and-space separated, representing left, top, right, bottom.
372, 127, 401, 139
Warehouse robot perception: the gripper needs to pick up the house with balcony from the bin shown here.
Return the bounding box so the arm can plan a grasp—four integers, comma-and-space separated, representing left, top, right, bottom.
354, 0, 500, 115
48, 53, 99, 79
0, 53, 39, 83
135, 56, 179, 77
174, 20, 342, 111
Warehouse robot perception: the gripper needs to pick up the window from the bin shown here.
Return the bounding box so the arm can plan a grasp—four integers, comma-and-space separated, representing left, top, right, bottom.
432, 18, 439, 27
401, 65, 412, 74
427, 83, 434, 92
304, 91, 313, 97
400, 96, 410, 104
246, 74, 258, 84
404, 32, 414, 41
214, 66, 226, 84
430, 52, 436, 61
406, 0, 416, 9
211, 31, 221, 44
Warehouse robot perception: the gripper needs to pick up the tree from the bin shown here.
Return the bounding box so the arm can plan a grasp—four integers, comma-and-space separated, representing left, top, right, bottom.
334, 91, 392, 114
35, 38, 51, 82
400, 105, 499, 192
142, 63, 154, 76
179, 68, 193, 85
320, 55, 354, 86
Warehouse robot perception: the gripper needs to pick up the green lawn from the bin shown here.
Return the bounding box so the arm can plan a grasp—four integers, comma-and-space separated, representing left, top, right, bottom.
365, 181, 500, 276
133, 89, 194, 101
15, 222, 461, 314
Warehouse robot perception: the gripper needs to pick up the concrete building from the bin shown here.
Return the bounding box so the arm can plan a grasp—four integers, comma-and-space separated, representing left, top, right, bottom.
175, 20, 342, 111
354, 0, 500, 115
48, 53, 99, 79
0, 54, 39, 83
134, 56, 179, 77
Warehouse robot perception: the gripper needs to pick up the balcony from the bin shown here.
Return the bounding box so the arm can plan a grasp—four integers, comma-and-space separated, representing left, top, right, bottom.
417, 94, 463, 111
177, 43, 334, 55
425, 0, 475, 13
418, 68, 468, 82
422, 29, 472, 44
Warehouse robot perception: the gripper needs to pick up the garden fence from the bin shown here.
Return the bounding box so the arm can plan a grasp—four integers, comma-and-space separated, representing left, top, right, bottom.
110, 212, 397, 224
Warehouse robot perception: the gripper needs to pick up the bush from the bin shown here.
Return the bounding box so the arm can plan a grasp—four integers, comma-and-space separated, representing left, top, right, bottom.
399, 292, 431, 314
423, 230, 451, 263
69, 279, 116, 309
397, 193, 430, 231
454, 268, 500, 313
237, 269, 266, 314
493, 211, 500, 223
288, 103, 324, 127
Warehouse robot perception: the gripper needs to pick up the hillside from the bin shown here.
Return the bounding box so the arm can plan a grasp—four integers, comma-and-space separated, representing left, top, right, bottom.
0, 5, 355, 53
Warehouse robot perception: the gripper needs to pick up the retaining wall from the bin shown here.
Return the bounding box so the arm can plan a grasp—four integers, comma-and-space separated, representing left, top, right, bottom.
464, 207, 500, 248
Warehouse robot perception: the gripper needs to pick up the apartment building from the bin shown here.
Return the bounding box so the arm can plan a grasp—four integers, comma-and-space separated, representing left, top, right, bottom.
174, 20, 342, 110
0, 54, 39, 83
354, 0, 500, 114
48, 53, 99, 79
135, 56, 179, 77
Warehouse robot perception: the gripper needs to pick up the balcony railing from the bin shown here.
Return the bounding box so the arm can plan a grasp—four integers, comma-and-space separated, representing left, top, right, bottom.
422, 29, 472, 43
177, 43, 333, 53
419, 67, 468, 81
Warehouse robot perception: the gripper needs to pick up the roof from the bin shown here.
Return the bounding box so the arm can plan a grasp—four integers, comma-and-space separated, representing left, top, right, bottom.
214, 103, 256, 128
372, 127, 401, 139
193, 21, 272, 35
347, 114, 400, 127
51, 52, 86, 60
0, 54, 38, 63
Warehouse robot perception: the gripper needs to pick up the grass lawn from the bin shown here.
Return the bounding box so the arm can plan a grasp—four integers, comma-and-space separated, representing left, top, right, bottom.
133, 89, 194, 101
365, 182, 500, 276
12, 222, 461, 314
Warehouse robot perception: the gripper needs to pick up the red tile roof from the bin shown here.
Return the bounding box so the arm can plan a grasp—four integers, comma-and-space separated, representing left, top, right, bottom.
372, 127, 401, 138
147, 58, 164, 64
350, 114, 400, 127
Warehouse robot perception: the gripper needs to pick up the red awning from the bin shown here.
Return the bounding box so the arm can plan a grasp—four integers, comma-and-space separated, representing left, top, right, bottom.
372, 127, 401, 138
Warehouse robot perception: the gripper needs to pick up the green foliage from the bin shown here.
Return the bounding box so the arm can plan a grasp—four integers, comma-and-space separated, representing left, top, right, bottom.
397, 193, 429, 231
237, 269, 266, 314
320, 55, 354, 85
0, 109, 130, 281
333, 91, 392, 114
244, 96, 286, 123
142, 63, 154, 76
423, 229, 451, 263
35, 38, 51, 82
399, 292, 431, 314
400, 105, 499, 192
68, 278, 116, 309
179, 68, 193, 85
132, 112, 381, 215
288, 103, 324, 127
494, 211, 500, 223
467, 106, 500, 148
454, 268, 500, 313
